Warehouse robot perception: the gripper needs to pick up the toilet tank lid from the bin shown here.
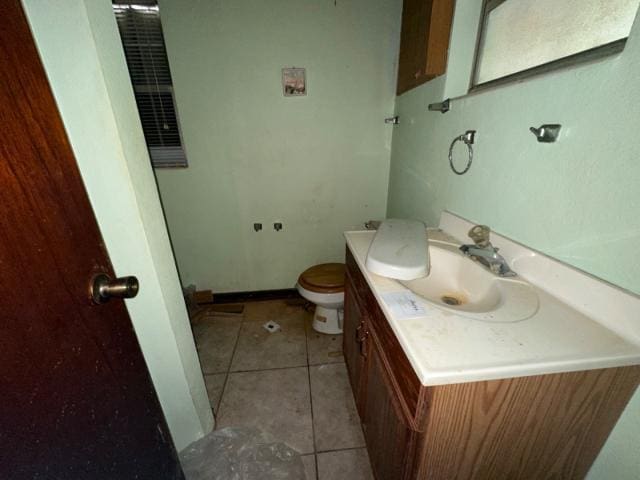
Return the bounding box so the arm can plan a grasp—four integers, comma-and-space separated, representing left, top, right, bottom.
365, 219, 429, 280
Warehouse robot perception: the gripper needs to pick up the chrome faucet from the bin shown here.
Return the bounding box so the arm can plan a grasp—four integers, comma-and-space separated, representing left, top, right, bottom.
459, 225, 516, 277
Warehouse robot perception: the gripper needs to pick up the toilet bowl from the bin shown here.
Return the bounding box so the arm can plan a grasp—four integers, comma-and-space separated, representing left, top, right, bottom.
296, 263, 345, 334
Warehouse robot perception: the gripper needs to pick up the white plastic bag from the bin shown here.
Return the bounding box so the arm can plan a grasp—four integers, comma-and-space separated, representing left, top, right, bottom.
180, 427, 307, 480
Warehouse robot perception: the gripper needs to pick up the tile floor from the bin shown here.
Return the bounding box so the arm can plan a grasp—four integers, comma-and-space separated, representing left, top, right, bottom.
192, 299, 374, 480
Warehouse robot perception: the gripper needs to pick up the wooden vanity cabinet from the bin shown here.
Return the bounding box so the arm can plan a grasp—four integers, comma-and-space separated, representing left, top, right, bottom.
343, 247, 640, 480
345, 260, 417, 480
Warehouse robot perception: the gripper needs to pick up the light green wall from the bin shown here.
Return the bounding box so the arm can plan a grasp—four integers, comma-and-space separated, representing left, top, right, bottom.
155, 0, 402, 292
388, 9, 640, 296
386, 4, 640, 479
23, 0, 213, 451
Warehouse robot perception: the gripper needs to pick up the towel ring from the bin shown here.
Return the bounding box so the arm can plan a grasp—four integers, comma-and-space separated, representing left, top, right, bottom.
449, 130, 476, 175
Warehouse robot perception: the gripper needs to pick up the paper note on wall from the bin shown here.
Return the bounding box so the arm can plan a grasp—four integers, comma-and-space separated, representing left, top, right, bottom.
381, 291, 427, 319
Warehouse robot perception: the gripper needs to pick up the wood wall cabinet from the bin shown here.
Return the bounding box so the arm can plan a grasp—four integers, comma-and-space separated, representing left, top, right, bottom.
397, 0, 455, 95
343, 247, 640, 480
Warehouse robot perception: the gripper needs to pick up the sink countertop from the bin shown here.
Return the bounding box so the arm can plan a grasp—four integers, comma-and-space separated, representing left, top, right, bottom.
345, 215, 640, 386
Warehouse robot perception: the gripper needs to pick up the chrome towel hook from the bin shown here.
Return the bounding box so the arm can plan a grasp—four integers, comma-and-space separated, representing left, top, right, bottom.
449, 130, 476, 175
530, 124, 561, 143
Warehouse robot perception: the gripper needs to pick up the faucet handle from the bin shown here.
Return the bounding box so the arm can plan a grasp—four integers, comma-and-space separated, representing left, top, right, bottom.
468, 225, 491, 248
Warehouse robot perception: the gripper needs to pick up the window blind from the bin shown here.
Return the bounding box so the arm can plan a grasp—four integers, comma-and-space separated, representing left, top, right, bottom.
113, 1, 187, 168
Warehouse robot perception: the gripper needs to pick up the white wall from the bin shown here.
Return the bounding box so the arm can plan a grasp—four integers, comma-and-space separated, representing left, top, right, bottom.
22, 0, 214, 451
155, 0, 403, 293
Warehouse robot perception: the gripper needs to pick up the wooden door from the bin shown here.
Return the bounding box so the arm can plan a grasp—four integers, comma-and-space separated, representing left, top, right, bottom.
0, 2, 184, 478
363, 340, 415, 480
343, 277, 367, 416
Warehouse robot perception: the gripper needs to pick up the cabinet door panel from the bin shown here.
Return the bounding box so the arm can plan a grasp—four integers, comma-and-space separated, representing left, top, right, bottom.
345, 250, 371, 307
346, 249, 422, 423
369, 306, 422, 418
343, 277, 366, 416
363, 339, 415, 480
397, 0, 455, 94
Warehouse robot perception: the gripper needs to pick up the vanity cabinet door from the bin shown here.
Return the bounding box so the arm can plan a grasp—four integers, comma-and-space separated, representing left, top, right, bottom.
343, 277, 368, 416
363, 338, 415, 480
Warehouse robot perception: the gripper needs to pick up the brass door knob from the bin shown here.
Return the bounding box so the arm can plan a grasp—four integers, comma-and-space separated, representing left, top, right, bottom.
91, 274, 139, 304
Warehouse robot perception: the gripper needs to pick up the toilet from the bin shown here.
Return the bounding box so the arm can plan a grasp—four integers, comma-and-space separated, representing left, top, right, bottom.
296, 263, 345, 334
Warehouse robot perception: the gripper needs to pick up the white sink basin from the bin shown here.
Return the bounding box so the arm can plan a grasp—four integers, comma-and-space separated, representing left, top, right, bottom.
399, 241, 539, 322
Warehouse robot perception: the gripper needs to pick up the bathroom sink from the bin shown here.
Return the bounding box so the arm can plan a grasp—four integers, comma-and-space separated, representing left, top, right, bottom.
399, 242, 539, 322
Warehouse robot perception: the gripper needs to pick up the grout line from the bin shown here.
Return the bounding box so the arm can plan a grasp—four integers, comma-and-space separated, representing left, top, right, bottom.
303, 318, 314, 371
316, 446, 367, 455
202, 369, 229, 375
305, 317, 320, 480
213, 372, 231, 420
226, 309, 245, 372
307, 366, 319, 478
213, 309, 244, 423
308, 359, 345, 367
228, 364, 309, 374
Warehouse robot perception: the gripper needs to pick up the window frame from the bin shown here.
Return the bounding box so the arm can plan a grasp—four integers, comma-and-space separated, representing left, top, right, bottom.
469, 0, 629, 92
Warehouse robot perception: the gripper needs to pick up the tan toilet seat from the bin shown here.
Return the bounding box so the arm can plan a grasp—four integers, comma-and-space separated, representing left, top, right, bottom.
298, 263, 345, 294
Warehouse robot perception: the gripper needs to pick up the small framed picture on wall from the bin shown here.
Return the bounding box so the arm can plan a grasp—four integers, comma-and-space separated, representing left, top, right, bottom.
282, 67, 306, 96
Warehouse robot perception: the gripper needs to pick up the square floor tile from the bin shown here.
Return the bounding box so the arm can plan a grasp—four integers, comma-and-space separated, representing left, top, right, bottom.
317, 449, 373, 480
306, 317, 344, 366
301, 454, 316, 480
192, 316, 241, 374
230, 312, 307, 372
310, 363, 364, 451
203, 374, 226, 413
216, 367, 314, 454
243, 299, 306, 322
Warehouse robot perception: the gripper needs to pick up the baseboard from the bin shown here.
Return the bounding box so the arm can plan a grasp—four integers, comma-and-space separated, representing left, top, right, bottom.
210, 288, 301, 304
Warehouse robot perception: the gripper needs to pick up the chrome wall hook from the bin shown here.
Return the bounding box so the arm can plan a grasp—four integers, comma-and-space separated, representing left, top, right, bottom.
530, 124, 561, 142
428, 98, 450, 113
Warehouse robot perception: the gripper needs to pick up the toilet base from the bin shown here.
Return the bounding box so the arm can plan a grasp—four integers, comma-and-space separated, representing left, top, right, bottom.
312, 305, 343, 335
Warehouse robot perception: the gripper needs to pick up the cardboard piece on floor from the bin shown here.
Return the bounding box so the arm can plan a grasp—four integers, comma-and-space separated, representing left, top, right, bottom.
209, 304, 245, 315
194, 290, 213, 304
